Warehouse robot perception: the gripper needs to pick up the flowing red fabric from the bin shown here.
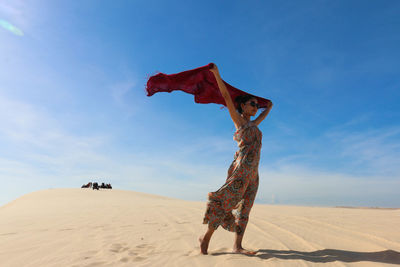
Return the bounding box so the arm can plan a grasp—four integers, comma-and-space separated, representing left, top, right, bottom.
145, 63, 271, 108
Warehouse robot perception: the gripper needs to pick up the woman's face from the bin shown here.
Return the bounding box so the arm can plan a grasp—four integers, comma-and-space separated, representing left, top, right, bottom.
241, 98, 259, 116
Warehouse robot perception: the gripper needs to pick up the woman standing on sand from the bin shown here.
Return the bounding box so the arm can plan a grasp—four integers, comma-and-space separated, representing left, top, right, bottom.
200, 64, 273, 255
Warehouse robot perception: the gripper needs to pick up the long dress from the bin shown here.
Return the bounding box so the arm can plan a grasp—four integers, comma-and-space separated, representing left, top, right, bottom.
203, 120, 262, 234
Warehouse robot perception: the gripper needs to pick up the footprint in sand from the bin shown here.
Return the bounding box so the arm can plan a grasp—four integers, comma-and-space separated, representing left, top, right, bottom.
182, 250, 199, 256
109, 243, 154, 262
109, 243, 129, 253
79, 249, 98, 261
131, 244, 155, 261
120, 257, 129, 262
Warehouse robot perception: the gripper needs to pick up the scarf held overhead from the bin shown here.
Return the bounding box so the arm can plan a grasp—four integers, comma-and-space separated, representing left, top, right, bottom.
145, 63, 271, 108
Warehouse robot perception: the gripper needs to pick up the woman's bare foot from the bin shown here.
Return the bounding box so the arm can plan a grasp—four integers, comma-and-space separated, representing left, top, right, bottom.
199, 235, 209, 255
232, 247, 257, 255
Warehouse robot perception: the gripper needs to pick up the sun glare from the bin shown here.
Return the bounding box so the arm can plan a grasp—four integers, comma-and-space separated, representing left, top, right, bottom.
0, 19, 24, 36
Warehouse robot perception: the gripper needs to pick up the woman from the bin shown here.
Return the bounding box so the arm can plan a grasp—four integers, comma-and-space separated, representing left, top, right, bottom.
199, 64, 273, 255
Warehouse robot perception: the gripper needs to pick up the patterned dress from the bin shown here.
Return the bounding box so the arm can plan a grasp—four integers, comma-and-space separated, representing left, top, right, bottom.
203, 120, 262, 234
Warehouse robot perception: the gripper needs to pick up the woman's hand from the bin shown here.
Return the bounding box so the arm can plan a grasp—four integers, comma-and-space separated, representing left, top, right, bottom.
209, 64, 220, 77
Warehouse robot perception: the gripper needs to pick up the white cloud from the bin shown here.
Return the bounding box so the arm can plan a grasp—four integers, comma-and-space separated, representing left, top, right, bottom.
326, 126, 400, 176
258, 163, 400, 207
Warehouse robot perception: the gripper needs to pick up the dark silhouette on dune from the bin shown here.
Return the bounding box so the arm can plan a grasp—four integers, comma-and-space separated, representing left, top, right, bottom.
92, 182, 99, 190
81, 181, 112, 190
81, 182, 92, 188
99, 183, 112, 189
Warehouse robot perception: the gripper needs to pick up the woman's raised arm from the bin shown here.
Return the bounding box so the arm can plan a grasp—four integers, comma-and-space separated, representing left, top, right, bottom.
253, 102, 273, 126
210, 65, 245, 130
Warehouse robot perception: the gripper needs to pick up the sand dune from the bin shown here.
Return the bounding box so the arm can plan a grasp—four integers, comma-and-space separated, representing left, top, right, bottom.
0, 188, 399, 266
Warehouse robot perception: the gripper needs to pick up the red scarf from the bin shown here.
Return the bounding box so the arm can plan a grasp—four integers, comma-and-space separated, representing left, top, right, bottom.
146, 63, 271, 108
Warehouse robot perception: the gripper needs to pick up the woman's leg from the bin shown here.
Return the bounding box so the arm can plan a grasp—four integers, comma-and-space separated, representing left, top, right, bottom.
201, 163, 252, 254
233, 231, 256, 255
233, 175, 259, 255
203, 175, 250, 232
199, 225, 215, 254
201, 177, 248, 254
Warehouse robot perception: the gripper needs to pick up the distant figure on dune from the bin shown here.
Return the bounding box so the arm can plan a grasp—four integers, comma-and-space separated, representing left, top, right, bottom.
100, 183, 113, 189
81, 181, 112, 190
81, 182, 92, 188
92, 182, 99, 190
200, 64, 273, 255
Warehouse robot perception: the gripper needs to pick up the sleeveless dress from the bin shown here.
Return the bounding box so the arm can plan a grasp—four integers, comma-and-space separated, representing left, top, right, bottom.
203, 120, 262, 234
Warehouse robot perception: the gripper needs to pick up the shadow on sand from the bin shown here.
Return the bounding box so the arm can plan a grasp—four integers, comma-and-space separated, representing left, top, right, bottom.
211, 249, 400, 265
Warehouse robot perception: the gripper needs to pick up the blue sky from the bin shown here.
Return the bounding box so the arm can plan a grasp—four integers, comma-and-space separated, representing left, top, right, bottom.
1, 0, 399, 207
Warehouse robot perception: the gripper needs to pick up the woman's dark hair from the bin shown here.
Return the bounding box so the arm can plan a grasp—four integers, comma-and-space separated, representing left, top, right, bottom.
235, 94, 256, 114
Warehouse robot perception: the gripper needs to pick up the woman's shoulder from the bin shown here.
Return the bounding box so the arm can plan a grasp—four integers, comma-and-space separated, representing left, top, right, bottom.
233, 114, 245, 130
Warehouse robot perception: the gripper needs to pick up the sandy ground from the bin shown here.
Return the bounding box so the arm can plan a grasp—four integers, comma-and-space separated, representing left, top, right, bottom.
0, 188, 399, 267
